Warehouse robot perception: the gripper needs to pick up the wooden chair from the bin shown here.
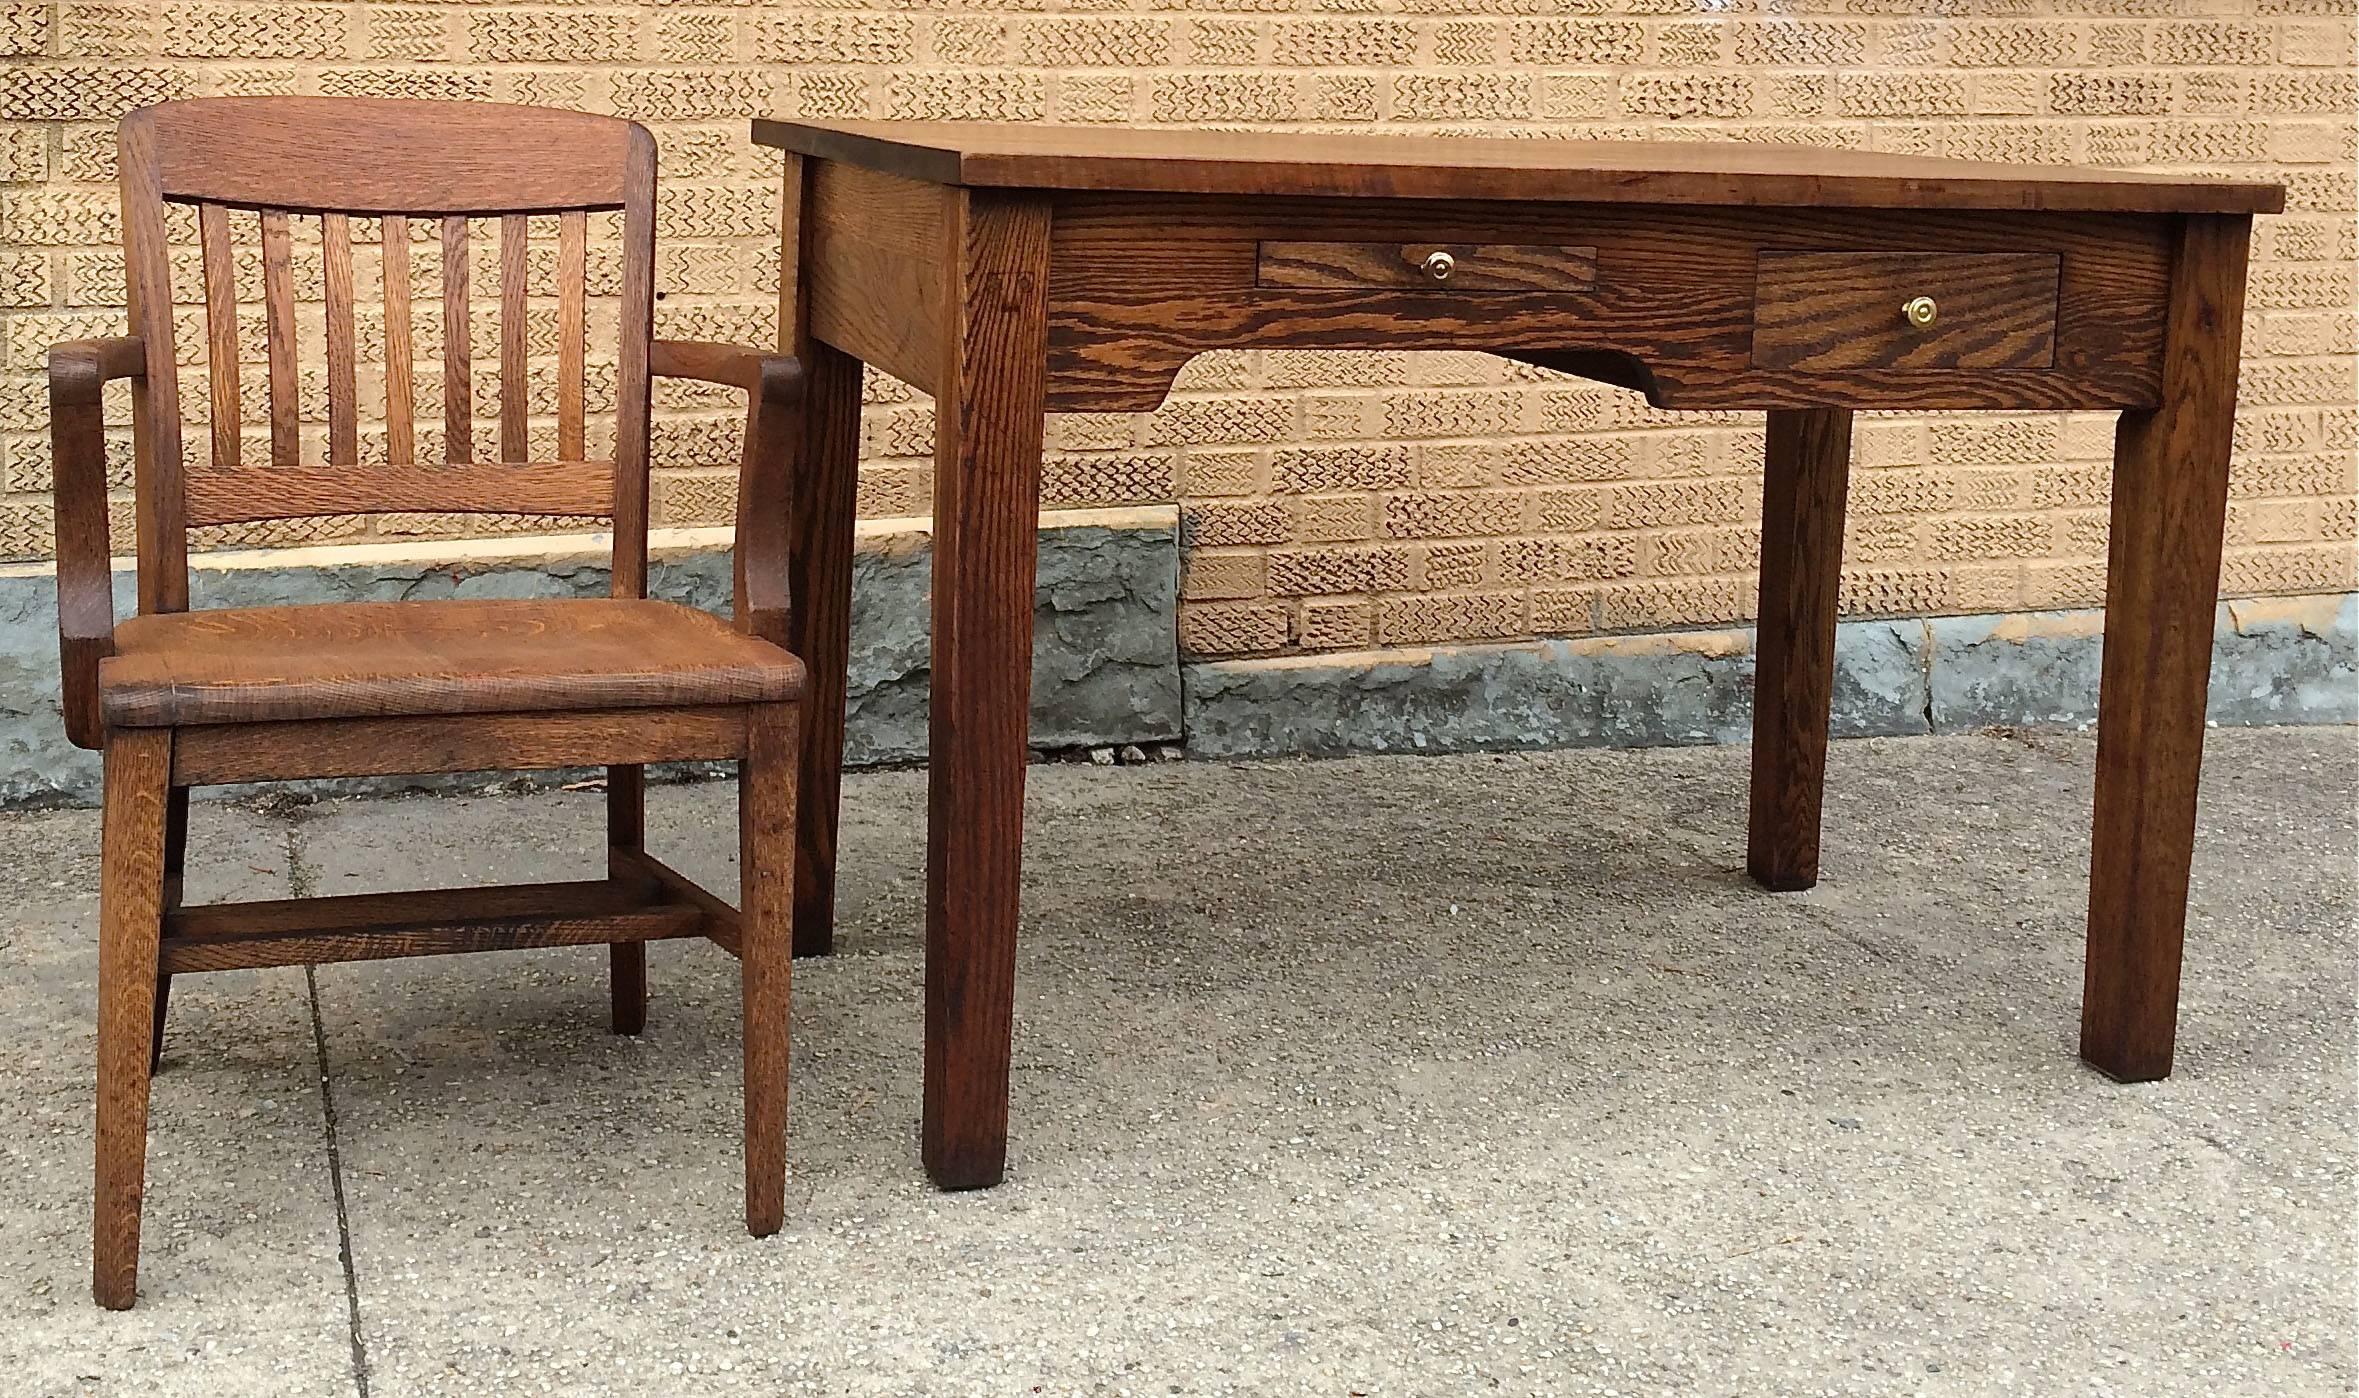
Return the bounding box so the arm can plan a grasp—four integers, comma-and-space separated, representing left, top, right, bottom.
49, 97, 808, 1310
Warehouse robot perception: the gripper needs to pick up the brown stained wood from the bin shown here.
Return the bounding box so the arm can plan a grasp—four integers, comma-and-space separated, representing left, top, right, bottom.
2080, 214, 2254, 1084
923, 189, 1052, 1192
606, 761, 648, 1036
739, 702, 797, 1234
610, 129, 658, 600
499, 214, 529, 463
184, 461, 613, 524
159, 905, 701, 974
73, 99, 813, 1307
1041, 196, 2178, 413
557, 210, 587, 461
1257, 241, 1598, 292
172, 705, 754, 786
441, 215, 472, 463
804, 160, 947, 392
321, 213, 360, 466
49, 335, 143, 752
381, 214, 416, 467
118, 113, 188, 614
781, 152, 861, 960
258, 211, 299, 470
1746, 409, 1854, 893
612, 847, 743, 957
131, 99, 638, 213
171, 877, 657, 941
104, 598, 804, 728
756, 119, 2283, 214
197, 205, 240, 474
1752, 252, 2059, 372
94, 726, 169, 1310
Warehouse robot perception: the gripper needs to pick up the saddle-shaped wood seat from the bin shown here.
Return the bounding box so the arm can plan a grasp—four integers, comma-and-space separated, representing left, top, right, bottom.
102, 599, 805, 728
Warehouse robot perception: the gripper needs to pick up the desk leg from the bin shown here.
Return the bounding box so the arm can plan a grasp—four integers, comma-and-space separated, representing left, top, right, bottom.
786, 343, 862, 958
2081, 213, 2250, 1082
1748, 408, 1853, 892
923, 190, 1051, 1189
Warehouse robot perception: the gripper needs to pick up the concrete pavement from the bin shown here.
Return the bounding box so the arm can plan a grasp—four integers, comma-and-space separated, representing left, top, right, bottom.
3, 727, 2352, 1396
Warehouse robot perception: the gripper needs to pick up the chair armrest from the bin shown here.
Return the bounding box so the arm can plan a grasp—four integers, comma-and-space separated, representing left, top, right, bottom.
49, 337, 144, 750
651, 341, 806, 649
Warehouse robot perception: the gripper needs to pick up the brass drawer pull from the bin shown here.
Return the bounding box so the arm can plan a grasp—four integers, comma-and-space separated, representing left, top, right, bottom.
1902, 295, 1939, 328
1422, 250, 1456, 282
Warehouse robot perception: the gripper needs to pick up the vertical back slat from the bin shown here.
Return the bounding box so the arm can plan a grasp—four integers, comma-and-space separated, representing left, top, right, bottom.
441, 215, 471, 463
611, 134, 657, 598
499, 214, 529, 463
258, 210, 299, 470
381, 214, 415, 467
556, 210, 586, 462
197, 204, 241, 474
321, 213, 359, 467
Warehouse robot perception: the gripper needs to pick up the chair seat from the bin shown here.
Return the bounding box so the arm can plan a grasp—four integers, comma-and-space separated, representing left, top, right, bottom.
100, 598, 804, 729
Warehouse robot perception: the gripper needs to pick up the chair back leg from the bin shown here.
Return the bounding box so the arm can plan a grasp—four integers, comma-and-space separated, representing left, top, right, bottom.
95, 728, 173, 1310
606, 764, 649, 1035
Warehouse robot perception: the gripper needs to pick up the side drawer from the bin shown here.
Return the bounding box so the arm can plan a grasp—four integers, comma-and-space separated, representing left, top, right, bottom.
1751, 252, 2061, 372
1257, 241, 1598, 292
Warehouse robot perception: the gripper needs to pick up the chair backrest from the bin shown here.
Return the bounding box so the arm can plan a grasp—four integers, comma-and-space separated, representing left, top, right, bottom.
117, 97, 658, 614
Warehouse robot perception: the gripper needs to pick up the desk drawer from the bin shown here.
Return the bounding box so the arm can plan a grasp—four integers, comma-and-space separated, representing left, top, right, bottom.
1752, 252, 2060, 371
1257, 241, 1598, 292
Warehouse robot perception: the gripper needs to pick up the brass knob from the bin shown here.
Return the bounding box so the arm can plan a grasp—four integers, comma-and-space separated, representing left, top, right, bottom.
1902, 295, 1939, 328
1422, 250, 1456, 282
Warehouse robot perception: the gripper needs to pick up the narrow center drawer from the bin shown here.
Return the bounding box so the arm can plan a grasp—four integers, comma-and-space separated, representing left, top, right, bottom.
1257, 241, 1599, 292
1751, 252, 2061, 372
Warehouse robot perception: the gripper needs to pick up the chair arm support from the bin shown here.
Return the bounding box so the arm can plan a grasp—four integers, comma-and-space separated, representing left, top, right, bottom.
651, 341, 805, 649
49, 337, 144, 750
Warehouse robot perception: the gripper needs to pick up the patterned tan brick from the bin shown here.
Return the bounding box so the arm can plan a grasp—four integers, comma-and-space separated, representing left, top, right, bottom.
1299, 598, 1373, 650
1377, 591, 1527, 645
1267, 545, 1412, 597
0, 0, 2340, 665
1383, 490, 1524, 540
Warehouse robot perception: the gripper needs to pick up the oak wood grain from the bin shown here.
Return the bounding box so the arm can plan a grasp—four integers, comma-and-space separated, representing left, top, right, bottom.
806, 161, 947, 393
780, 152, 862, 960
104, 598, 804, 728
184, 461, 614, 524
556, 209, 586, 461
94, 726, 169, 1310
1752, 252, 2059, 371
755, 119, 2284, 214
2080, 213, 2253, 1084
171, 705, 755, 786
923, 188, 1052, 1192
441, 215, 472, 463
321, 212, 360, 466
499, 213, 529, 463
739, 701, 797, 1234
48, 336, 143, 752
381, 214, 416, 467
160, 905, 701, 974
258, 210, 299, 470
197, 204, 240, 473
1746, 408, 1853, 892
1258, 241, 1598, 292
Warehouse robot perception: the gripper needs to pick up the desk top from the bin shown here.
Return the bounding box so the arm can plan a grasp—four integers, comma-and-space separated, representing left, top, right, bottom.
753, 120, 2282, 216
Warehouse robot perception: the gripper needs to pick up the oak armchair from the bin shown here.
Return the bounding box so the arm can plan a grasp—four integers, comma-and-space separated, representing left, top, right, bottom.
52, 97, 809, 1309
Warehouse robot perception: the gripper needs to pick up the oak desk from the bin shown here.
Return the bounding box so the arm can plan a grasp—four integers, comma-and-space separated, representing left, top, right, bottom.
751, 119, 2283, 1191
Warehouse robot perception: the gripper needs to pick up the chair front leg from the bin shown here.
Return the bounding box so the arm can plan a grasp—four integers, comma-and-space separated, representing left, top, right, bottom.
739, 701, 799, 1235
95, 727, 172, 1310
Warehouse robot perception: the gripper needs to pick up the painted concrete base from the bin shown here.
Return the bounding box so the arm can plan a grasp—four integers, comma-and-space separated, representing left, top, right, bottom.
0, 507, 1179, 805
1183, 592, 2357, 761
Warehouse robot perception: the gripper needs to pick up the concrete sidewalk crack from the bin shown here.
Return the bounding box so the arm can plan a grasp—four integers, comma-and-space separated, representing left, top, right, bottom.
288, 821, 373, 1398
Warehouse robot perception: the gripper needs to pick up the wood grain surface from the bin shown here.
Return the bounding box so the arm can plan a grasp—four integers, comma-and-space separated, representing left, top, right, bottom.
755, 120, 2284, 214
1257, 241, 1598, 292
1752, 251, 2059, 371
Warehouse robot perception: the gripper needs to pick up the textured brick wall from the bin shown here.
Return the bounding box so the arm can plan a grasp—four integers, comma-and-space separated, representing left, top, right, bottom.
1, 1, 2352, 660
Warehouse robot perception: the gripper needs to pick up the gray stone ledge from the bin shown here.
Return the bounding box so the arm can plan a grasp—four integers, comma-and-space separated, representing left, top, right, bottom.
1183, 592, 2356, 761
0, 508, 1179, 806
